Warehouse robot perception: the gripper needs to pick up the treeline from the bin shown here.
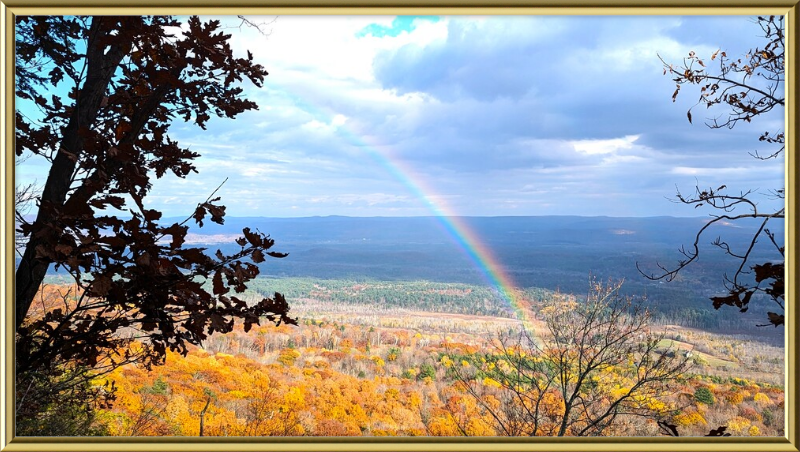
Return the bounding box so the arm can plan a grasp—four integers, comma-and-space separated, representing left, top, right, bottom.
41, 271, 778, 334
244, 277, 554, 319
228, 276, 778, 334
42, 272, 776, 333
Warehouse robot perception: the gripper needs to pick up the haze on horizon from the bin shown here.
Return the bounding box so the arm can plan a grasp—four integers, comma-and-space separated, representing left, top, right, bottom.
16, 15, 785, 219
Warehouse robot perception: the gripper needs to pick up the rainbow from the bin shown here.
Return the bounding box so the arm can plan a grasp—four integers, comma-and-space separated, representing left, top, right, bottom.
271, 86, 536, 328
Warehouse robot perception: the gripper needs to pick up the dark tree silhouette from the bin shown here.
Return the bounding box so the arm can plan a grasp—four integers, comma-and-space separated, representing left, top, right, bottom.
638, 15, 785, 327
658, 420, 731, 437
14, 16, 295, 432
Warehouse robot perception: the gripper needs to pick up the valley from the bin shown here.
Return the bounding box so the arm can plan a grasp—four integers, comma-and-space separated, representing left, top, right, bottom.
79, 276, 784, 437
35, 216, 786, 437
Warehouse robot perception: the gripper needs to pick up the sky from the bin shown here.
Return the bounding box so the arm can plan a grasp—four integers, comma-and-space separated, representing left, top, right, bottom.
16, 15, 786, 218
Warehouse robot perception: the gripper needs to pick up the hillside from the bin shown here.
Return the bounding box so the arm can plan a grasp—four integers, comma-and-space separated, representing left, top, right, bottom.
92, 282, 784, 437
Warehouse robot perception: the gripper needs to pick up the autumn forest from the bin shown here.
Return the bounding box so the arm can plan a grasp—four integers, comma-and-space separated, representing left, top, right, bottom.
21, 276, 785, 437
10, 14, 788, 443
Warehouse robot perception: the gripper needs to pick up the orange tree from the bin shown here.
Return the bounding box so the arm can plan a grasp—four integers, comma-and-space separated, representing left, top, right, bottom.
15, 16, 295, 434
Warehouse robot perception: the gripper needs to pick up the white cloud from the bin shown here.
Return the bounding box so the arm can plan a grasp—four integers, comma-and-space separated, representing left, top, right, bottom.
671, 166, 749, 176
331, 114, 347, 127
227, 15, 448, 84
571, 135, 641, 155
308, 192, 412, 206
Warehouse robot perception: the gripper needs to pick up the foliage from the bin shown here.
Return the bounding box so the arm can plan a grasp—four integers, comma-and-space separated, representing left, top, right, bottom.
86, 281, 785, 437
387, 347, 401, 362
277, 348, 301, 366
753, 392, 771, 406
641, 15, 785, 327
14, 15, 295, 432
694, 387, 715, 405
417, 363, 436, 381
16, 361, 112, 436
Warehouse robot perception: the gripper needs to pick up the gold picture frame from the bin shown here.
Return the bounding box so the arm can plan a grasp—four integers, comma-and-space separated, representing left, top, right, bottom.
1, 2, 797, 451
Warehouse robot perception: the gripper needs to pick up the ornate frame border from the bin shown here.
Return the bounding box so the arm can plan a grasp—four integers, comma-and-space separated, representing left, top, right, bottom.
1, 3, 796, 451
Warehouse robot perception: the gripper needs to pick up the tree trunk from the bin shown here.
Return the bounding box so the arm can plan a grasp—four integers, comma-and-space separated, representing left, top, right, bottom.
199, 396, 211, 436
15, 18, 131, 333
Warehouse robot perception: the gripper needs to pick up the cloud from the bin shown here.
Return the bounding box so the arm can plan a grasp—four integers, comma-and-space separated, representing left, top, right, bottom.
571, 135, 641, 156
371, 17, 562, 102
671, 166, 750, 176
18, 15, 782, 219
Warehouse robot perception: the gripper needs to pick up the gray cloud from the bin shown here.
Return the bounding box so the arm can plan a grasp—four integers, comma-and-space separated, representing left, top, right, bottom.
76, 15, 787, 218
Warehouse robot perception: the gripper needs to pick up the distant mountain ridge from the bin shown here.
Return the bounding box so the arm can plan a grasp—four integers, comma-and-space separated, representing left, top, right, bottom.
34, 215, 783, 330
161, 214, 777, 247
167, 215, 783, 328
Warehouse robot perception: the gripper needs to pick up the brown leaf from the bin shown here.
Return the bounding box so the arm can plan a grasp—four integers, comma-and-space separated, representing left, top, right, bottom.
242, 227, 262, 247
55, 244, 74, 255
155, 257, 177, 276
767, 312, 784, 326
177, 247, 207, 267
739, 290, 753, 311
251, 249, 265, 263
90, 274, 113, 297
212, 270, 228, 295
98, 235, 127, 249
143, 209, 162, 222
193, 204, 207, 227
164, 223, 188, 250
35, 244, 56, 260
209, 313, 232, 333
115, 122, 132, 141
207, 203, 226, 225
243, 317, 257, 333
753, 262, 782, 283
710, 293, 739, 310
136, 252, 151, 267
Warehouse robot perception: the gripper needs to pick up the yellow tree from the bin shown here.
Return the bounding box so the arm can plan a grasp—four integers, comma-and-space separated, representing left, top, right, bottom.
448, 280, 691, 436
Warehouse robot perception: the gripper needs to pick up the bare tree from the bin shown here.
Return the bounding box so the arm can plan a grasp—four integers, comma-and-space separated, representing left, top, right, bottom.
447, 280, 691, 436
232, 15, 278, 37
14, 155, 39, 257
639, 15, 785, 327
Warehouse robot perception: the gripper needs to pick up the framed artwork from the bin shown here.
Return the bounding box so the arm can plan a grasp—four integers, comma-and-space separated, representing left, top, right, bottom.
2, 2, 796, 451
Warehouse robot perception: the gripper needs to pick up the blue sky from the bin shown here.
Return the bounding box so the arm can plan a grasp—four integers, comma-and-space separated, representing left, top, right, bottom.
16, 15, 785, 218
